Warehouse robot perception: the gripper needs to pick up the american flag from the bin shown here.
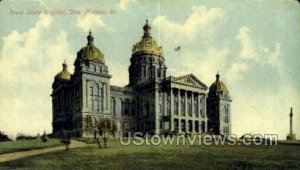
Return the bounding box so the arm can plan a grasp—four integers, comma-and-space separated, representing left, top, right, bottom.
174, 46, 181, 52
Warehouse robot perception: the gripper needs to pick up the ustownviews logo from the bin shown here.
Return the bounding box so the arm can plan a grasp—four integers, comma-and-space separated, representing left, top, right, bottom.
119, 132, 278, 146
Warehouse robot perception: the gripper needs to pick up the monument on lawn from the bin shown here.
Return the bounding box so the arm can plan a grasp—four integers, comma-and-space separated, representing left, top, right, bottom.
286, 107, 296, 140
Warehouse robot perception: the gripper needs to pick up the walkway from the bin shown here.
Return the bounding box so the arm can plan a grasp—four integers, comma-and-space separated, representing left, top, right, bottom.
0, 140, 88, 163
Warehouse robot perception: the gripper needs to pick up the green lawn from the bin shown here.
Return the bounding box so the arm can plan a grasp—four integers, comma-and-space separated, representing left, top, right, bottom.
0, 138, 299, 169
0, 139, 62, 154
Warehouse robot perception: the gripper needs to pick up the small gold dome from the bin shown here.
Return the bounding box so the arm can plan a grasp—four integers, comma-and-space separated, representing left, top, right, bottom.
79, 31, 105, 63
80, 45, 105, 62
209, 73, 228, 93
56, 62, 71, 80
132, 20, 163, 57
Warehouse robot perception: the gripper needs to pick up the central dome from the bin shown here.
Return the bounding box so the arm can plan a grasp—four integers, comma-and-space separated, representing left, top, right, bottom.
78, 31, 105, 63
209, 73, 228, 94
56, 62, 71, 80
132, 20, 163, 57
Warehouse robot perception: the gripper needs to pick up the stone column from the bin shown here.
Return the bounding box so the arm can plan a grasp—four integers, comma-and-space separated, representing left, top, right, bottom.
155, 88, 160, 135
102, 83, 106, 111
198, 94, 202, 133
83, 79, 88, 111
290, 107, 293, 135
178, 119, 182, 134
185, 91, 187, 117
191, 120, 194, 133
163, 92, 167, 116
191, 92, 194, 118
170, 88, 174, 131
204, 94, 208, 132
197, 93, 201, 118
106, 82, 110, 110
178, 89, 181, 116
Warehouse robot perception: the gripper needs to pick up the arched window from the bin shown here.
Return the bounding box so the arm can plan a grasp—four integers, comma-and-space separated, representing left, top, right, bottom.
95, 100, 99, 111
99, 100, 102, 111
143, 66, 146, 77
224, 106, 229, 123
111, 97, 116, 116
131, 100, 135, 116
120, 99, 124, 116
148, 66, 152, 78
95, 83, 99, 96
157, 68, 160, 78
90, 86, 93, 96
146, 102, 149, 116
90, 65, 96, 72
124, 99, 130, 115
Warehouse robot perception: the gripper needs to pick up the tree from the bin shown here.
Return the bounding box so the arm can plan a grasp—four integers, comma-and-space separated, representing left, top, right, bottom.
90, 117, 117, 148
0, 131, 12, 142
41, 131, 48, 142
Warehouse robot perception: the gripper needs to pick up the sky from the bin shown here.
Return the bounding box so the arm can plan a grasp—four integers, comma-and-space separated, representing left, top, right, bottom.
0, 0, 299, 139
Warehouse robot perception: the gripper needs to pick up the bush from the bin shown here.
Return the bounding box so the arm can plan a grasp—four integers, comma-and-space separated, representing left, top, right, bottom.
16, 135, 36, 141
0, 131, 12, 142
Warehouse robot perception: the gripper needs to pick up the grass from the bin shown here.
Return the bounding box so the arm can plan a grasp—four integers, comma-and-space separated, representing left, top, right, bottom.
0, 139, 62, 154
0, 137, 300, 169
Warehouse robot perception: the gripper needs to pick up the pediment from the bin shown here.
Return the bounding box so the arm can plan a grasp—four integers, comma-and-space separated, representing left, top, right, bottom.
173, 74, 207, 89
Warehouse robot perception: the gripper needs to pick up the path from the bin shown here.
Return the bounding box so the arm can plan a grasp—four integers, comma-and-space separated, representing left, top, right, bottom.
0, 140, 88, 163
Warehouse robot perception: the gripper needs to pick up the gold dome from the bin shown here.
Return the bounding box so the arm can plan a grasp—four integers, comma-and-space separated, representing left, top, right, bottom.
132, 20, 163, 57
79, 31, 105, 63
56, 62, 71, 80
209, 73, 228, 93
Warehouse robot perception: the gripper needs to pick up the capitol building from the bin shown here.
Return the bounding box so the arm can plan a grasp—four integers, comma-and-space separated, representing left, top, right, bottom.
51, 20, 232, 137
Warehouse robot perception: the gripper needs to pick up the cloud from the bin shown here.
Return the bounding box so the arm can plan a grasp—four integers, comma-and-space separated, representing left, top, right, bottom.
0, 14, 73, 137
231, 79, 299, 139
119, 0, 137, 11
168, 47, 230, 85
76, 14, 105, 32
266, 42, 282, 69
153, 5, 224, 44
236, 26, 282, 70
225, 62, 249, 85
236, 27, 257, 58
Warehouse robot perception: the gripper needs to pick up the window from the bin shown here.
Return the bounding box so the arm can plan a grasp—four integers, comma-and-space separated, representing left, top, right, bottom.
201, 121, 205, 133
174, 119, 179, 132
194, 96, 198, 117
131, 100, 135, 116
181, 120, 186, 132
143, 66, 146, 77
224, 107, 229, 123
95, 84, 99, 96
124, 122, 129, 130
195, 121, 199, 132
188, 120, 192, 132
146, 102, 149, 116
121, 99, 124, 115
91, 99, 94, 110
174, 95, 178, 115
111, 97, 116, 116
90, 86, 93, 96
148, 67, 152, 78
124, 99, 130, 115
167, 94, 171, 115
181, 95, 185, 116
157, 68, 160, 78
95, 100, 99, 111
188, 96, 192, 116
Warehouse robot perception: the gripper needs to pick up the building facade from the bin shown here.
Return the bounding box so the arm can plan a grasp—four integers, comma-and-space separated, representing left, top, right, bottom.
51, 20, 232, 137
